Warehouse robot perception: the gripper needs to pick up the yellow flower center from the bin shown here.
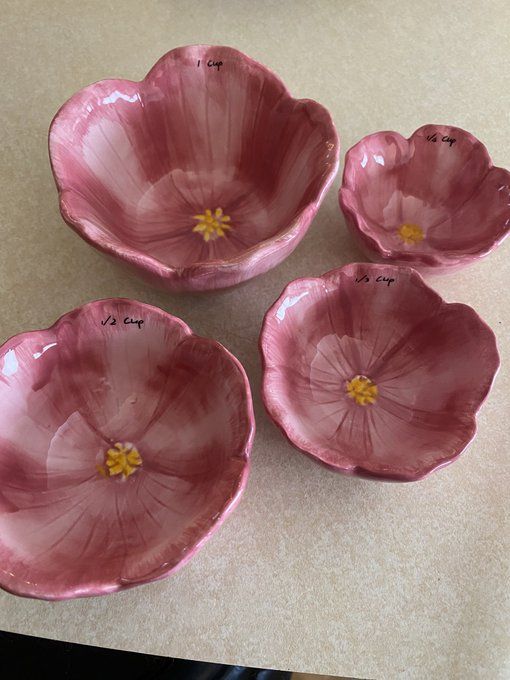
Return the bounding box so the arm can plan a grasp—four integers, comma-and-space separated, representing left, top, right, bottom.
193, 207, 232, 242
346, 375, 378, 406
97, 442, 142, 478
398, 223, 424, 245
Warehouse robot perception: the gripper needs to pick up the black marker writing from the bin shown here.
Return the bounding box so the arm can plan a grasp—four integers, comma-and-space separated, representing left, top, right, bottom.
100, 315, 144, 328
124, 317, 144, 329
426, 131, 456, 147
375, 275, 395, 287
101, 314, 116, 326
207, 59, 223, 71
355, 274, 395, 287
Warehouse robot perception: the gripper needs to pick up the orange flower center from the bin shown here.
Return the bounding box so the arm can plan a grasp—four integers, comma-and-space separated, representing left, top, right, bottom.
97, 442, 142, 478
192, 207, 232, 242
398, 223, 424, 245
346, 375, 378, 406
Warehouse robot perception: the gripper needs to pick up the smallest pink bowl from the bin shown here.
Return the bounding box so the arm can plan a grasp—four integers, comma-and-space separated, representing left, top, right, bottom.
0, 299, 254, 600
339, 125, 510, 273
260, 263, 499, 481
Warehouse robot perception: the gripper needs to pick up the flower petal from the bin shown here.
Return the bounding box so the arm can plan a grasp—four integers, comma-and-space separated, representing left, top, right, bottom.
428, 166, 510, 255
0, 332, 78, 468
138, 334, 253, 465
402, 125, 491, 212
340, 131, 410, 225
353, 396, 474, 478
45, 410, 110, 490
329, 302, 500, 477
320, 265, 443, 375
374, 303, 499, 415
55, 300, 191, 441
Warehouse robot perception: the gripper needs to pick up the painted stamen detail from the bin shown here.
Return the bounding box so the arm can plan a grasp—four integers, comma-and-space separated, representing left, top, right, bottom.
398, 223, 424, 245
97, 442, 142, 478
346, 375, 378, 406
193, 207, 232, 242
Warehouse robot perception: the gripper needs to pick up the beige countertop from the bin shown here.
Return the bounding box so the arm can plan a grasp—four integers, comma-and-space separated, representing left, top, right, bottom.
0, 1, 509, 678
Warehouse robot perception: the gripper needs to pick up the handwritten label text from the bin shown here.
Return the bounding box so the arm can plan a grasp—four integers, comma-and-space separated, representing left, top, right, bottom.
426, 131, 456, 147
355, 273, 395, 287
197, 59, 223, 71
101, 315, 144, 329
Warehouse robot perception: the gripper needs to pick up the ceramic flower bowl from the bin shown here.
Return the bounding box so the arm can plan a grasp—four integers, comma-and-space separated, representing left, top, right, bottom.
339, 125, 510, 273
49, 45, 339, 292
260, 263, 499, 482
0, 299, 254, 600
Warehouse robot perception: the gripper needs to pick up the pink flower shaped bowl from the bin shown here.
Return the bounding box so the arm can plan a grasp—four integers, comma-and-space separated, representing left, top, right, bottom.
49, 45, 339, 292
0, 299, 254, 599
339, 125, 510, 273
260, 263, 499, 482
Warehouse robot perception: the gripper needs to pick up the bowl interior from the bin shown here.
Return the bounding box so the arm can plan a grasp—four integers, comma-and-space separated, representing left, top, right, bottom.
0, 301, 250, 597
262, 265, 498, 478
51, 47, 335, 267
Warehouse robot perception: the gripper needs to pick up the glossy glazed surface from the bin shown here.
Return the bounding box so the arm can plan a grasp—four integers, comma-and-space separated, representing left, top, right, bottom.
260, 263, 499, 481
339, 125, 510, 273
0, 300, 254, 599
49, 45, 339, 291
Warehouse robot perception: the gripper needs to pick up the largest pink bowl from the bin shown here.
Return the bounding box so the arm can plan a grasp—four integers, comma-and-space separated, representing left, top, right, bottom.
0, 299, 254, 599
49, 45, 339, 291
